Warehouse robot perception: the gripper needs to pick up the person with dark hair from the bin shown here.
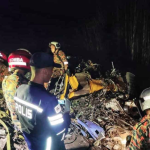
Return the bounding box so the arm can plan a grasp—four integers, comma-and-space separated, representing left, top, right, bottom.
14, 52, 70, 150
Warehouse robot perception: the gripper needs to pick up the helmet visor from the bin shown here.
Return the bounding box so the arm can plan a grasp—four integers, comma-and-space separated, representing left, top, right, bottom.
139, 98, 150, 111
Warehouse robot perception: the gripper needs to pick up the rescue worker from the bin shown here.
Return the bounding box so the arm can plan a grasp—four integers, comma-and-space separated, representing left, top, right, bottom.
49, 41, 68, 78
14, 52, 70, 150
2, 49, 31, 130
46, 41, 68, 92
128, 87, 150, 150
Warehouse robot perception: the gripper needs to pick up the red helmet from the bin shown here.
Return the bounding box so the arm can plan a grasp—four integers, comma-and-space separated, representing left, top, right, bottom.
0, 51, 7, 62
8, 49, 32, 70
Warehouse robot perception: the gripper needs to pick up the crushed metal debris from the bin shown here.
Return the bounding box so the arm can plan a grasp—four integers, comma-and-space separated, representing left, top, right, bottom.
0, 59, 139, 150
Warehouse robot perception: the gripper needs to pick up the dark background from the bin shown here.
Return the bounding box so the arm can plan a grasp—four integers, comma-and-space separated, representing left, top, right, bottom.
1, 0, 150, 92
0, 0, 97, 55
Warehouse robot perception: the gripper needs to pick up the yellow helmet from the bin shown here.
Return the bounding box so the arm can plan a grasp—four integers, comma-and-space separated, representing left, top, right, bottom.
139, 87, 150, 111
49, 41, 61, 49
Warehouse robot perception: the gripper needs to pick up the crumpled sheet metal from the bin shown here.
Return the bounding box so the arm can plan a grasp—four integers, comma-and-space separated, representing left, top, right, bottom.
71, 92, 136, 128
64, 134, 90, 150
105, 99, 124, 112
77, 119, 105, 141
70, 88, 136, 150
99, 126, 132, 150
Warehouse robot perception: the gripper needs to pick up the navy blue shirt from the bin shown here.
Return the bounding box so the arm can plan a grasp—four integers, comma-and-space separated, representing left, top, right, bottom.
15, 81, 70, 150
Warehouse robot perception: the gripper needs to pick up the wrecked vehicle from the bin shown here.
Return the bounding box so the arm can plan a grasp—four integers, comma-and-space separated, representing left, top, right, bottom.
50, 59, 139, 150
65, 90, 136, 150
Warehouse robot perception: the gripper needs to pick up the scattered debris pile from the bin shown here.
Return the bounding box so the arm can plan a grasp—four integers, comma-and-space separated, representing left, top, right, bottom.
65, 90, 136, 150
0, 58, 139, 150
64, 60, 138, 150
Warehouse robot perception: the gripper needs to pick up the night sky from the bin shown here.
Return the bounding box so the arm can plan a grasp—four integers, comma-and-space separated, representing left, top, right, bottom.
0, 0, 98, 55
0, 1, 150, 66
0, 0, 124, 61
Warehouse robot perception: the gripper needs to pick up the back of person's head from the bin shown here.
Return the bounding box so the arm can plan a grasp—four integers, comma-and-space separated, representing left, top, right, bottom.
30, 66, 53, 83
30, 52, 61, 83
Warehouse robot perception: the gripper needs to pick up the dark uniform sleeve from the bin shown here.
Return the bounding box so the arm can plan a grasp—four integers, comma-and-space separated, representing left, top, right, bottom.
45, 95, 70, 136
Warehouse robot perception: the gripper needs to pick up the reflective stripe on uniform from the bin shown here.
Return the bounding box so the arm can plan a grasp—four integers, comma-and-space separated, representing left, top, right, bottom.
14, 97, 43, 113
48, 114, 63, 121
48, 114, 64, 125
9, 62, 27, 66
50, 118, 64, 125
64, 61, 68, 65
56, 128, 66, 135
46, 137, 52, 150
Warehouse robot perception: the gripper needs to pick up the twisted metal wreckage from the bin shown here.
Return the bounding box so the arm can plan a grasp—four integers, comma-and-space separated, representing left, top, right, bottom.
0, 57, 139, 150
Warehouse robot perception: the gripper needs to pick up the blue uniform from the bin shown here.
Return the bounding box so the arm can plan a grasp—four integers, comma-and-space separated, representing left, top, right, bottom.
14, 81, 70, 150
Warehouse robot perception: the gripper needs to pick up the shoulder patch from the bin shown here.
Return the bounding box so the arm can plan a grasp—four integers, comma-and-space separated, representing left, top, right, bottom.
54, 104, 62, 114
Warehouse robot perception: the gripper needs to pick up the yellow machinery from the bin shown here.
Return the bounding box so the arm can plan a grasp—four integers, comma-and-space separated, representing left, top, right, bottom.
59, 73, 105, 100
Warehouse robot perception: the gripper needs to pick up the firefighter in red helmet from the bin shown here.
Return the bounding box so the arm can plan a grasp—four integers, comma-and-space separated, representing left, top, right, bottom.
2, 49, 32, 130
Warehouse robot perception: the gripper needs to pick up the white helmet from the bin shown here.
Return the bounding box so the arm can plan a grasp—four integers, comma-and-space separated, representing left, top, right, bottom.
49, 41, 61, 49
139, 87, 150, 111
